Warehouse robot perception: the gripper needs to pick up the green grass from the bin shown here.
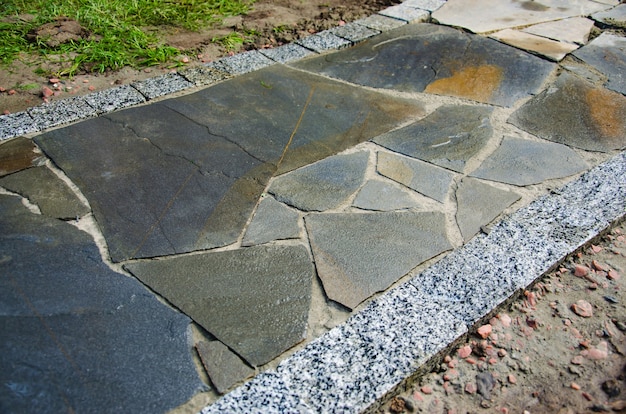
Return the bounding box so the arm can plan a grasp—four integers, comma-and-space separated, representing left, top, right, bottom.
0, 0, 254, 76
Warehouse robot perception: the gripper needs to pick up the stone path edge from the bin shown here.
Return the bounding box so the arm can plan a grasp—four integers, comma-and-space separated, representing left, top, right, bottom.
201, 152, 626, 413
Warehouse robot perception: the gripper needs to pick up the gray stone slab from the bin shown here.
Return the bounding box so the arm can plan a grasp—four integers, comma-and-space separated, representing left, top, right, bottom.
470, 136, 589, 186
293, 24, 555, 107
572, 33, 626, 95
403, 0, 447, 11
373, 105, 493, 173
28, 96, 97, 130
0, 194, 203, 414
0, 166, 89, 219
352, 180, 422, 211
0, 111, 39, 141
329, 22, 381, 43
305, 211, 451, 309
125, 244, 314, 367
259, 43, 315, 63
508, 72, 626, 152
269, 151, 369, 212
378, 5, 430, 23
592, 4, 626, 27
242, 196, 301, 246
196, 340, 254, 395
206, 50, 275, 75
179, 65, 232, 86
521, 17, 594, 45
296, 31, 352, 53
0, 137, 45, 177
354, 14, 406, 32
376, 151, 455, 203
131, 72, 193, 99
84, 84, 146, 114
455, 177, 521, 242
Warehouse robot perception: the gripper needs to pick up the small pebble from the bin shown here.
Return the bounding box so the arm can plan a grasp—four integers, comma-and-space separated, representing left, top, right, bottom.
574, 264, 590, 277
465, 383, 477, 394
571, 382, 581, 390
571, 355, 584, 365
477, 324, 492, 339
608, 270, 620, 280
458, 345, 472, 359
499, 314, 512, 327
582, 391, 593, 401
508, 374, 517, 384
8, 89, 16, 95
571, 299, 593, 317
592, 260, 605, 271
421, 385, 433, 395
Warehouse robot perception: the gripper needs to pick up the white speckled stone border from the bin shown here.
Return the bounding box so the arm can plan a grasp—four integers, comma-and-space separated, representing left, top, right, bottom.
201, 152, 625, 413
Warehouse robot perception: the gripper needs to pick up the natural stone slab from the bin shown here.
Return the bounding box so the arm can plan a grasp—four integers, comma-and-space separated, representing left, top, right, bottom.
207, 50, 275, 75
432, 0, 611, 34
329, 22, 380, 43
376, 151, 455, 203
455, 177, 521, 242
508, 72, 626, 152
573, 33, 626, 95
0, 137, 45, 177
470, 136, 589, 186
179, 66, 231, 86
28, 96, 97, 130
296, 31, 352, 53
403, 0, 447, 11
592, 4, 626, 28
196, 340, 254, 395
259, 43, 315, 63
131, 72, 193, 99
521, 17, 594, 45
305, 211, 451, 309
490, 29, 578, 61
293, 24, 555, 107
0, 166, 89, 219
373, 105, 493, 173
378, 5, 430, 23
84, 84, 145, 114
0, 111, 39, 141
0, 194, 203, 413
352, 180, 422, 211
242, 196, 301, 246
353, 14, 406, 32
269, 151, 369, 211
125, 244, 314, 367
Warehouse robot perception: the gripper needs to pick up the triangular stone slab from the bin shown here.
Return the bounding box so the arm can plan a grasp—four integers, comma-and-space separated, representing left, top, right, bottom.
352, 180, 422, 211
373, 105, 493, 173
305, 211, 451, 309
573, 33, 626, 96
242, 197, 300, 246
470, 136, 589, 186
508, 72, 626, 152
196, 340, 254, 395
269, 151, 369, 211
521, 17, 594, 45
293, 23, 556, 106
124, 244, 314, 367
455, 177, 521, 242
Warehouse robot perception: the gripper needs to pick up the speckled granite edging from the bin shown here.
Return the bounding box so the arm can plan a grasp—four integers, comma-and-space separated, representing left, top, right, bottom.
201, 152, 626, 413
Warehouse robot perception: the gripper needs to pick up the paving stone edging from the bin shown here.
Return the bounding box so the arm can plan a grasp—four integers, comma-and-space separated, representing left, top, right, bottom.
201, 152, 626, 414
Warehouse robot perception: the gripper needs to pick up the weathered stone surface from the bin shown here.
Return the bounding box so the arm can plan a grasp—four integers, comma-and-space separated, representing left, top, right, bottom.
125, 244, 314, 367
508, 72, 626, 152
490, 29, 578, 61
378, 5, 430, 23
0, 137, 45, 177
294, 24, 555, 107
352, 180, 422, 211
329, 22, 380, 43
196, 340, 254, 395
305, 211, 451, 309
376, 151, 455, 203
269, 152, 369, 211
592, 4, 626, 28
455, 177, 521, 242
0, 166, 89, 219
403, 0, 447, 11
432, 0, 610, 34
242, 196, 301, 246
470, 136, 589, 186
521, 17, 594, 45
0, 194, 203, 414
374, 105, 493, 173
573, 33, 626, 95
355, 14, 406, 32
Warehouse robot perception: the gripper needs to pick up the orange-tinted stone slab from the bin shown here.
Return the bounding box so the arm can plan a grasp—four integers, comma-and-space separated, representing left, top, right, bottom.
0, 137, 45, 177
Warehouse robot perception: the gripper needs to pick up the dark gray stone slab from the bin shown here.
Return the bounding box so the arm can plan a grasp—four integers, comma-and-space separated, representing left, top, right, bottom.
470, 136, 589, 186
125, 244, 314, 367
292, 23, 556, 107
0, 111, 39, 141
455, 177, 521, 242
0, 194, 203, 414
573, 33, 626, 96
242, 196, 301, 246
0, 166, 89, 219
196, 340, 254, 395
508, 72, 626, 152
373, 105, 493, 173
269, 151, 369, 211
592, 4, 626, 28
376, 151, 455, 203
305, 211, 451, 309
0, 137, 45, 177
352, 180, 422, 211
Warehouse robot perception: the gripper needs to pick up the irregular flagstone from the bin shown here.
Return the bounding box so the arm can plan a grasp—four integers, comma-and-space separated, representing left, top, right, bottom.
373, 105, 493, 173
521, 17, 594, 45
124, 244, 314, 367
35, 66, 421, 262
196, 340, 254, 395
592, 4, 626, 28
489, 29, 578, 61
269, 151, 369, 211
0, 194, 203, 414
0, 166, 89, 219
352, 180, 422, 211
305, 211, 451, 309
293, 24, 556, 107
376, 151, 456, 203
242, 196, 301, 246
432, 0, 611, 34
573, 33, 626, 96
0, 137, 45, 177
508, 72, 626, 152
455, 177, 521, 242
470, 136, 589, 186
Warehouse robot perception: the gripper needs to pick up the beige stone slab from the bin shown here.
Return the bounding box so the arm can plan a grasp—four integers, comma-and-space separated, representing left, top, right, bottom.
432, 0, 611, 33
522, 17, 594, 45
490, 29, 579, 61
